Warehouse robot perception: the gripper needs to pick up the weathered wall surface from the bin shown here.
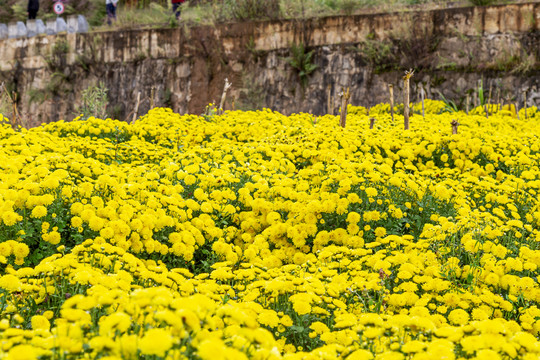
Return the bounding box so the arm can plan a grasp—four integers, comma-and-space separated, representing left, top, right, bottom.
0, 2, 538, 126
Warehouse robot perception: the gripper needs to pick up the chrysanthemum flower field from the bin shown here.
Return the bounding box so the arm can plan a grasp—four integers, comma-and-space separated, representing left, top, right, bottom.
0, 101, 540, 360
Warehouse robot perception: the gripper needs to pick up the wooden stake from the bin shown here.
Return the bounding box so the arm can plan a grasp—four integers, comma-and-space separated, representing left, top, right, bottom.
219, 78, 232, 115
451, 119, 459, 135
466, 93, 470, 114
132, 91, 141, 124
420, 83, 425, 119
339, 87, 350, 128
369, 117, 376, 129
515, 102, 520, 120
327, 84, 333, 115
403, 69, 414, 130
388, 84, 394, 122
231, 96, 236, 111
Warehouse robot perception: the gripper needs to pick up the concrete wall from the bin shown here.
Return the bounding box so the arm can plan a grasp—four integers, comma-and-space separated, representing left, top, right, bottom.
0, 2, 538, 126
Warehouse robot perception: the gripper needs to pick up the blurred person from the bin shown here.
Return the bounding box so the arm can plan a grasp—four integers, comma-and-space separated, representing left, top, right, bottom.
27, 0, 39, 20
106, 0, 119, 25
171, 0, 185, 20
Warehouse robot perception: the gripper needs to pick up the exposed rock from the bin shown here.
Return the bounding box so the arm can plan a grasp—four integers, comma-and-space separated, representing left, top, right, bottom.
0, 3, 537, 127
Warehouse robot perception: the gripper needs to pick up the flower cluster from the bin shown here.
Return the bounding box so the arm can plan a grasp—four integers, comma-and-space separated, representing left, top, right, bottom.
0, 102, 539, 359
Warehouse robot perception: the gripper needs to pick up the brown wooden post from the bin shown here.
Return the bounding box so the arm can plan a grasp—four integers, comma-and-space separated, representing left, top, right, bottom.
388, 84, 394, 122
369, 117, 376, 129
219, 78, 232, 115
466, 93, 470, 115
132, 92, 141, 124
339, 87, 350, 128
515, 102, 520, 120
403, 69, 414, 130
451, 119, 458, 135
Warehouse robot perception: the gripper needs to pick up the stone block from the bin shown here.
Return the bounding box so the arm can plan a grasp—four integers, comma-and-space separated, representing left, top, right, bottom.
36, 20, 46, 35
500, 6, 518, 33
176, 63, 191, 78
8, 22, 18, 38
67, 15, 77, 33
77, 15, 89, 33
45, 19, 56, 35
231, 62, 243, 72
0, 24, 7, 39
484, 7, 500, 34
27, 19, 37, 37
56, 17, 67, 33
8, 21, 27, 38
64, 15, 89, 33
17, 21, 27, 37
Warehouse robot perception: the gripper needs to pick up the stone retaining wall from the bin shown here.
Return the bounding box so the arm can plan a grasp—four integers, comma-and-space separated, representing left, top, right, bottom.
0, 3, 538, 126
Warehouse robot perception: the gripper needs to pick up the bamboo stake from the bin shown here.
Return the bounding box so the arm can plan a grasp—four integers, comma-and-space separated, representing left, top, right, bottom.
388, 84, 394, 122
231, 96, 236, 111
466, 93, 470, 114
515, 102, 520, 120
451, 119, 459, 135
339, 87, 350, 128
219, 78, 232, 115
403, 69, 414, 130
132, 91, 141, 124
